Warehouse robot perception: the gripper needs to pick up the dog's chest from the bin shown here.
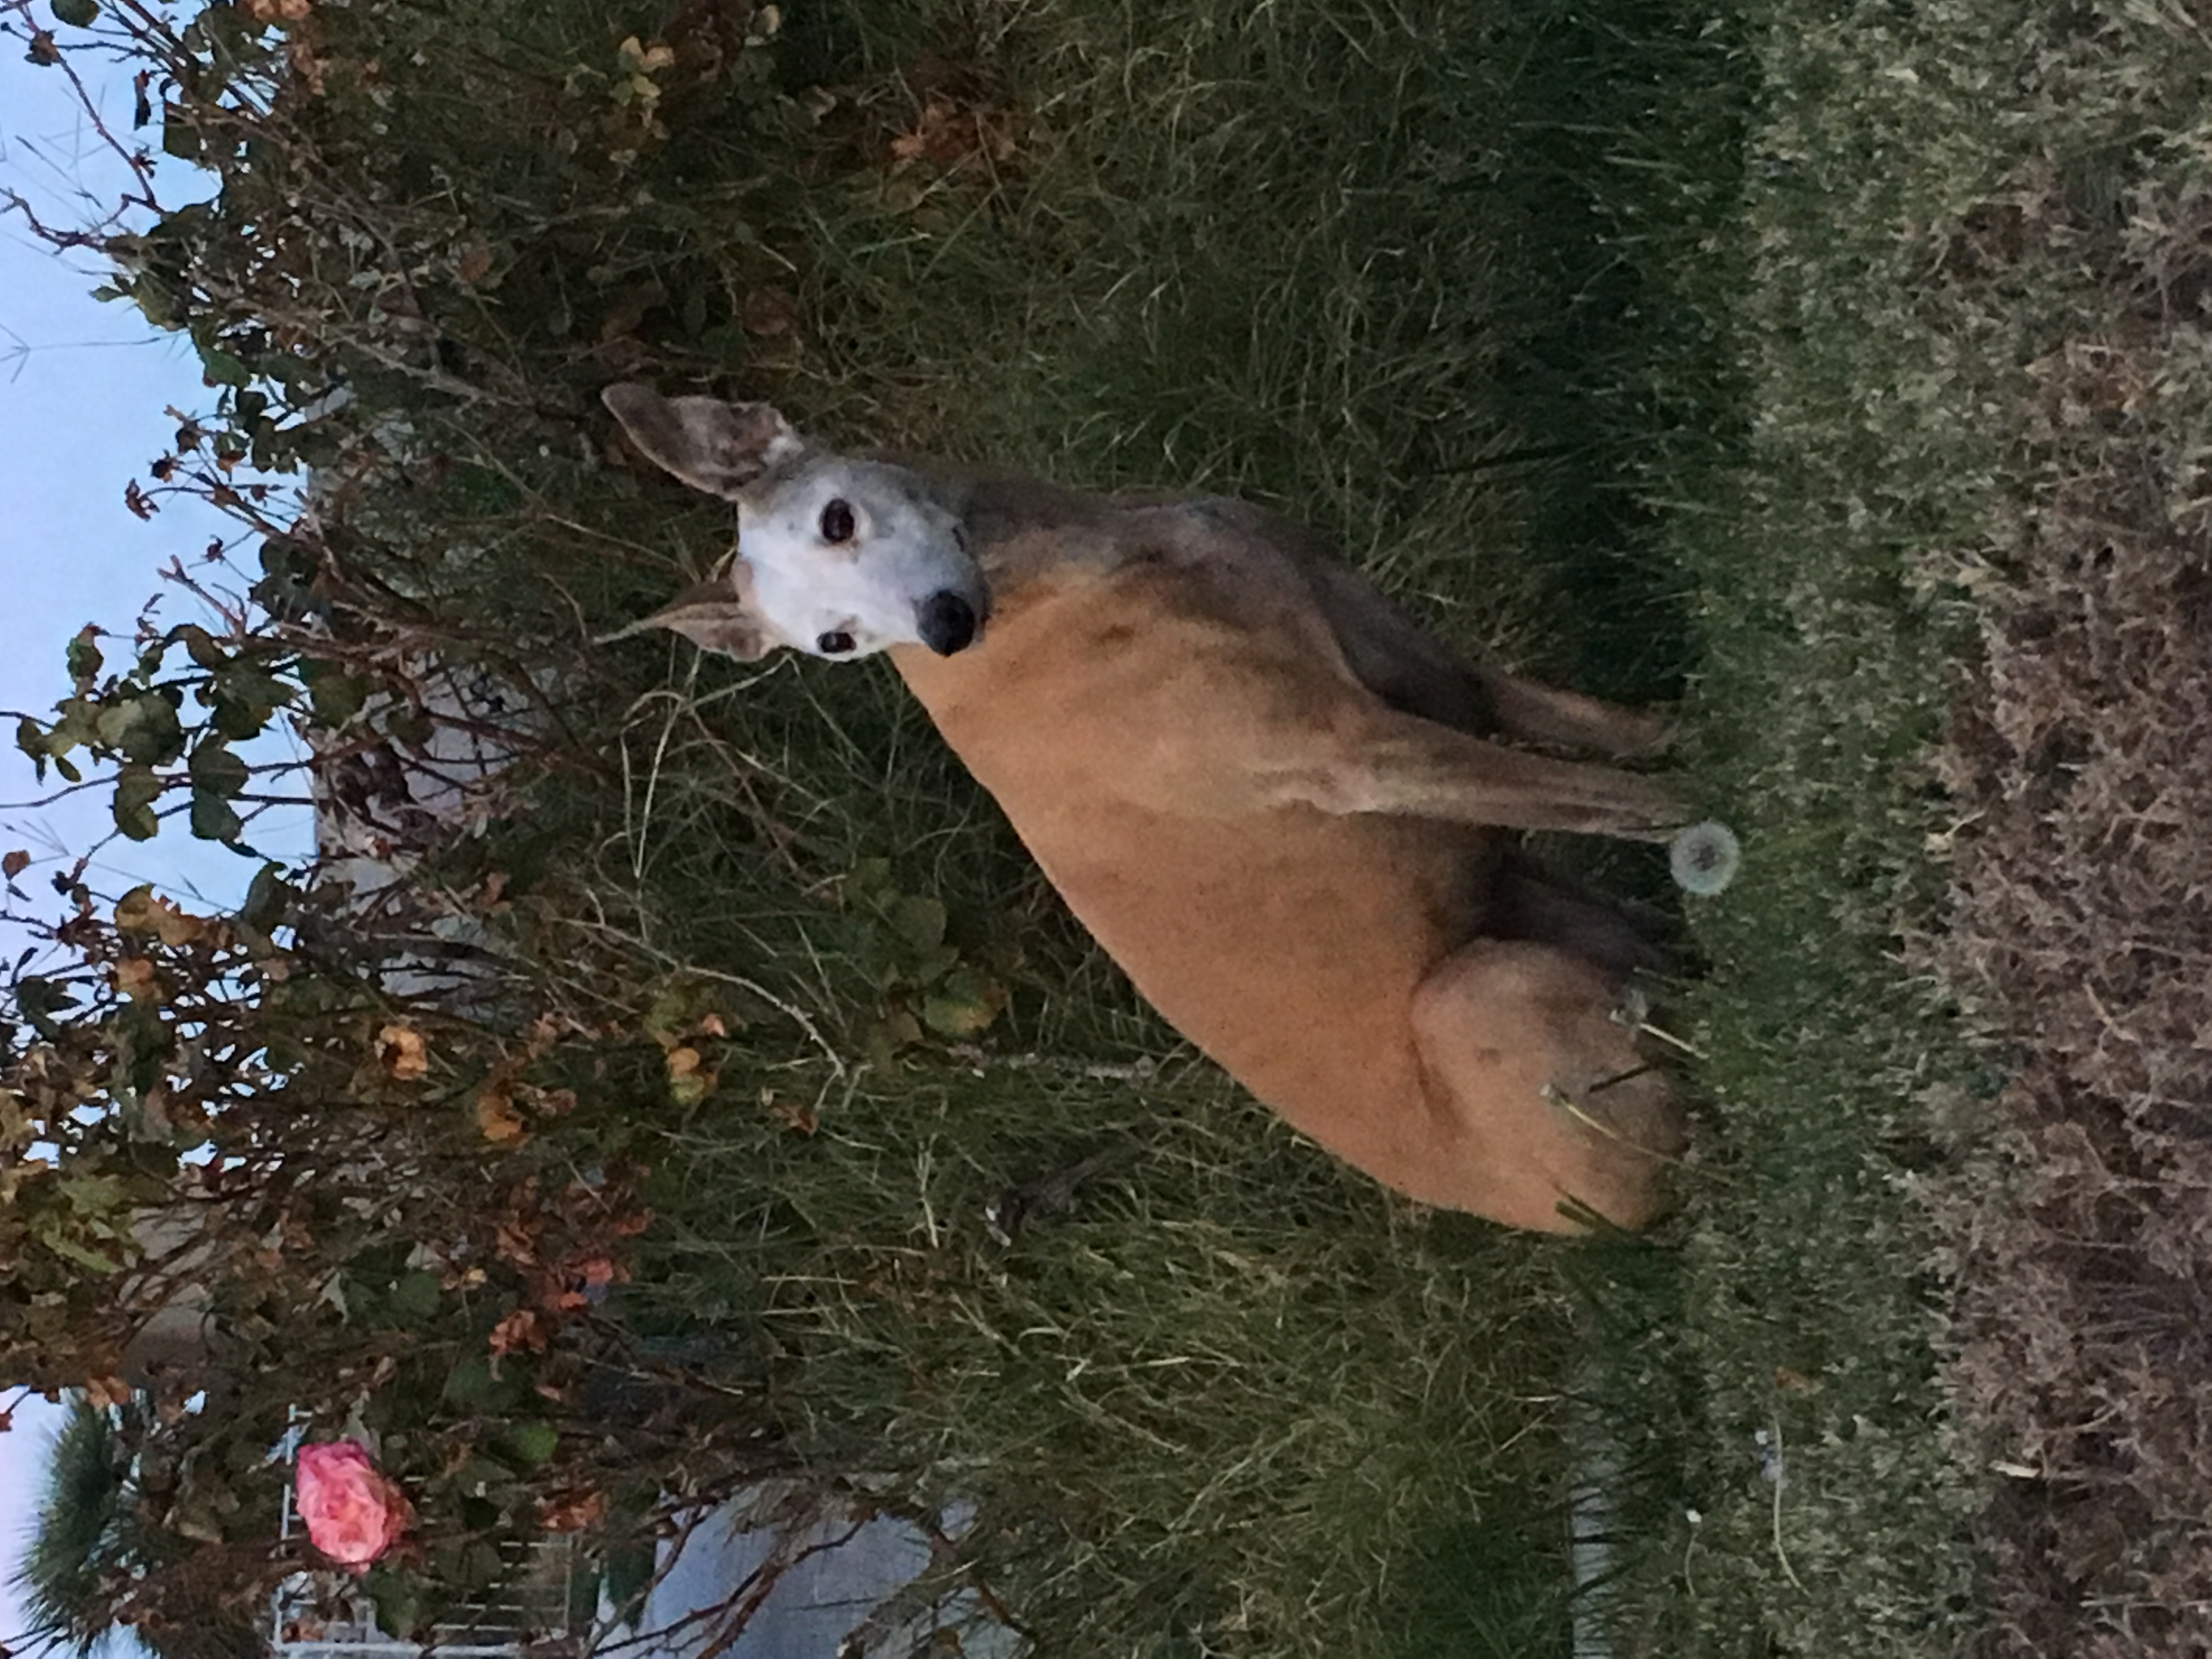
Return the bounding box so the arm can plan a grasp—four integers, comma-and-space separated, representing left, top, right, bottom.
892, 565, 1246, 794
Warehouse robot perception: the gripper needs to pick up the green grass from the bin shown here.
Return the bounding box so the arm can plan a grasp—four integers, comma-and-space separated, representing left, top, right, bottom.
1569, 5, 2014, 1650
352, 1, 1699, 1650
577, 5, 1698, 1646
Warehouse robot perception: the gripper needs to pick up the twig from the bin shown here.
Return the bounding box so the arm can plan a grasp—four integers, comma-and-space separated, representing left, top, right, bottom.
1768, 1417, 1805, 1593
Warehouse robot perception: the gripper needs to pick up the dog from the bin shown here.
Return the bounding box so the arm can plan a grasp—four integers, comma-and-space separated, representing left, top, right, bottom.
601, 383, 1687, 1231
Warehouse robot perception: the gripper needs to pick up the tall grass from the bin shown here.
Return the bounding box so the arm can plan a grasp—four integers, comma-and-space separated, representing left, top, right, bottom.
329, 0, 1746, 1651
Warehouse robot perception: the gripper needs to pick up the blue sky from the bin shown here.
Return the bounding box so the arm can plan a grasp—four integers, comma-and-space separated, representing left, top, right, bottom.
1, 35, 304, 1657
0, 43, 304, 936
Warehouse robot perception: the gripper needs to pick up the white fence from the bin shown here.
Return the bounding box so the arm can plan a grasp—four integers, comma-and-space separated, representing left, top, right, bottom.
271, 1481, 583, 1657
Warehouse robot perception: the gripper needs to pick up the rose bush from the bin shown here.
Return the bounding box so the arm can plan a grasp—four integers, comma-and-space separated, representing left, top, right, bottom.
295, 1441, 414, 1570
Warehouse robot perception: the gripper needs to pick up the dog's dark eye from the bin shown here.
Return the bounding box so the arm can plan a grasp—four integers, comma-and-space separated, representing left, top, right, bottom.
820, 499, 856, 544
816, 630, 856, 656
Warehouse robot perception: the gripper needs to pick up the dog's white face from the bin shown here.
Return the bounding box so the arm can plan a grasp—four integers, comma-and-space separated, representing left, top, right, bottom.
739, 455, 984, 661
601, 384, 989, 662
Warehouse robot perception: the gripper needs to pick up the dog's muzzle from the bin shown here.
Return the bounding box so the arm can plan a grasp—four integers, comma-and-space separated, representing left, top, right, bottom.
916, 590, 981, 656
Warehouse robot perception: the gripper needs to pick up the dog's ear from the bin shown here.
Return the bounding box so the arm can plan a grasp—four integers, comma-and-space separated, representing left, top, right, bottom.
599, 561, 779, 662
602, 383, 805, 499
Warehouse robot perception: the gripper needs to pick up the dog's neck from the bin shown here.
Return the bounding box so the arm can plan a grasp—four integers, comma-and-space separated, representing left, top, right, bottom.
925, 471, 1136, 605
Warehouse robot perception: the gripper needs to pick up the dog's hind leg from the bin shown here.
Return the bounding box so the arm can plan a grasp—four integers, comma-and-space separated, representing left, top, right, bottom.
1469, 669, 1673, 758
1271, 713, 1683, 839
1486, 847, 1680, 979
1286, 549, 1673, 757
1408, 940, 1684, 1232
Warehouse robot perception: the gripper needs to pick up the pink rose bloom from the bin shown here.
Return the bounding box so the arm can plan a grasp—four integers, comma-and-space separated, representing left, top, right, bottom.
295, 1441, 414, 1570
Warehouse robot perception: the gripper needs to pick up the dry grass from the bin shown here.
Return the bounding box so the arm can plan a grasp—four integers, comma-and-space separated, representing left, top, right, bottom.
1932, 168, 2212, 1659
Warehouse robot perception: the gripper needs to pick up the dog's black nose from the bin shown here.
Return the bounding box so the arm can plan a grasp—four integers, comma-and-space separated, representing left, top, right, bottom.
916, 591, 979, 656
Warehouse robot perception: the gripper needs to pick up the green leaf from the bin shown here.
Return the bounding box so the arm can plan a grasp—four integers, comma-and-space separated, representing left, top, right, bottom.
50, 0, 98, 27
303, 661, 370, 729
57, 1171, 127, 1214
845, 857, 895, 910
113, 768, 162, 842
441, 1353, 517, 1412
112, 998, 174, 1104
48, 696, 98, 754
493, 1419, 558, 1471
96, 690, 185, 766
240, 862, 291, 933
888, 894, 947, 954
454, 1476, 507, 1533
198, 346, 251, 387
15, 716, 47, 781
40, 1233, 123, 1275
259, 537, 314, 582
921, 966, 1008, 1038
209, 665, 293, 740
443, 1355, 494, 1409
14, 975, 78, 1040
188, 736, 251, 797
188, 786, 243, 843
66, 627, 103, 690
174, 623, 227, 670
388, 1270, 441, 1323
457, 1539, 506, 1588
363, 1568, 424, 1640
600, 1540, 658, 1618
912, 943, 961, 986
159, 110, 203, 165
129, 272, 183, 328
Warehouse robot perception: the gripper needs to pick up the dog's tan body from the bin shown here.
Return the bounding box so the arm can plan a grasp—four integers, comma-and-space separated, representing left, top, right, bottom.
602, 387, 1686, 1231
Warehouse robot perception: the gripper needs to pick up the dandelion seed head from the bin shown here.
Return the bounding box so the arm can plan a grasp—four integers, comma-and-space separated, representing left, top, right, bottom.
1669, 820, 1741, 896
